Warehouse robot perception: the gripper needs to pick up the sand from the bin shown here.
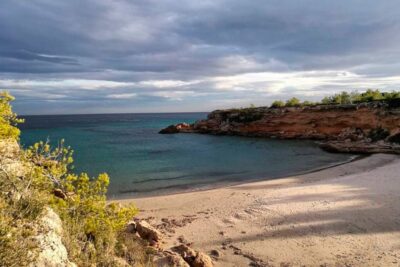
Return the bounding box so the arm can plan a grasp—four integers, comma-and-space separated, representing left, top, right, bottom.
120, 154, 400, 267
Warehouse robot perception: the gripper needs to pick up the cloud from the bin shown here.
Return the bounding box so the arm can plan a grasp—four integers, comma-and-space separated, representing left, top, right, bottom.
1, 0, 400, 114
138, 80, 200, 88
0, 79, 134, 90
107, 93, 137, 99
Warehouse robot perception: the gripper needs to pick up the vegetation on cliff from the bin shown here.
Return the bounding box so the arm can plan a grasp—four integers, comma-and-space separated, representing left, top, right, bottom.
219, 90, 400, 125
270, 89, 400, 108
0, 92, 150, 266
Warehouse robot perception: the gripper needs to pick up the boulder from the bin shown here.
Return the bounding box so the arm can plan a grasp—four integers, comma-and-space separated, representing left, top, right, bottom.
154, 251, 190, 267
172, 245, 213, 267
134, 220, 162, 246
172, 244, 197, 260
192, 252, 213, 267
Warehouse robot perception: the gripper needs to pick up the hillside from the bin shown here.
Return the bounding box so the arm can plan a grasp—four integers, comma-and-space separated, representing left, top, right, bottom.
0, 92, 152, 266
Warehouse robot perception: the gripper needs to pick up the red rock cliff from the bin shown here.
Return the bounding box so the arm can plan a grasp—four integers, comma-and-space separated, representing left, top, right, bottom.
160, 101, 400, 153
192, 102, 400, 141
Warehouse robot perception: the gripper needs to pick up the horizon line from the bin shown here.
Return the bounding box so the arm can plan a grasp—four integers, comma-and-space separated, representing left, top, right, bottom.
19, 110, 211, 117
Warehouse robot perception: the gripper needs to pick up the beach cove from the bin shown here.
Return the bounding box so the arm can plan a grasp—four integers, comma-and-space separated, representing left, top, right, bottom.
123, 154, 400, 266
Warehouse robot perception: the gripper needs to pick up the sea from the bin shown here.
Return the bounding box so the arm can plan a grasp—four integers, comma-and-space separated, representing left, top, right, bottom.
19, 113, 355, 199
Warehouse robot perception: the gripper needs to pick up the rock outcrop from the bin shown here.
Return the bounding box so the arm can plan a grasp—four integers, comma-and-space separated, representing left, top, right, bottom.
319, 141, 400, 154
127, 219, 213, 267
160, 101, 400, 154
159, 123, 193, 134
127, 220, 163, 247
31, 208, 76, 267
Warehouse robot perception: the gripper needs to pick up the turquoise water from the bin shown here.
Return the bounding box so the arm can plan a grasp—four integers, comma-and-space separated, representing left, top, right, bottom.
20, 113, 354, 198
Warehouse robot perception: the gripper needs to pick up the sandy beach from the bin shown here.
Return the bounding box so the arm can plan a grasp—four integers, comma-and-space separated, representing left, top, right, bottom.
121, 154, 400, 267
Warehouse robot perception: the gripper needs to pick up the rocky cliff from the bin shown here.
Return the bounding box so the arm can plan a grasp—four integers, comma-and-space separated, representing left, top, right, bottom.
160, 101, 400, 154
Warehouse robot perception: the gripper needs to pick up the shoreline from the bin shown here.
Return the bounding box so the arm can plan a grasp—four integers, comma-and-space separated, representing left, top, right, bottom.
119, 153, 400, 266
110, 153, 361, 201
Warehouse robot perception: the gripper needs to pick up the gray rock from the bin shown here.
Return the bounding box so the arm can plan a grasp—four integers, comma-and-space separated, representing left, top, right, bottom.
31, 208, 76, 267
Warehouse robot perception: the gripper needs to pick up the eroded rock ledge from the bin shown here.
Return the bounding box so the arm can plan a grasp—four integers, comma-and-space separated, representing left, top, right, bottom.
160, 101, 400, 154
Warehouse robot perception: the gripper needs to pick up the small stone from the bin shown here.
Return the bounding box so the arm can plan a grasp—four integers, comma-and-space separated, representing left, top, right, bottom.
53, 188, 67, 199
126, 221, 137, 233
210, 249, 221, 258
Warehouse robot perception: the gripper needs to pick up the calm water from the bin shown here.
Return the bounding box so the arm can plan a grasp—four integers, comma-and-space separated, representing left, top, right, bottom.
20, 113, 354, 198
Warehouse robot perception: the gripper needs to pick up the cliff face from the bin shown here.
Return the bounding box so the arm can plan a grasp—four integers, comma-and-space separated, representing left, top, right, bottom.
160, 101, 400, 154
192, 102, 400, 141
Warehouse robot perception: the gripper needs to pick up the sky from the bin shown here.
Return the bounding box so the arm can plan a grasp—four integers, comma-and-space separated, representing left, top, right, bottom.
1, 1, 400, 115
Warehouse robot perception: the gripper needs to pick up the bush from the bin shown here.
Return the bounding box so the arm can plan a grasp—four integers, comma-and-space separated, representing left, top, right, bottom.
321, 91, 353, 105
285, 97, 301, 107
301, 101, 315, 107
357, 89, 383, 102
27, 140, 145, 266
227, 108, 264, 123
0, 92, 149, 266
0, 91, 24, 140
270, 100, 285, 108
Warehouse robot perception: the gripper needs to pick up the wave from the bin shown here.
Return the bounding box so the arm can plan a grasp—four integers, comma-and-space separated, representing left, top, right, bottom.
130, 170, 248, 185
119, 173, 249, 194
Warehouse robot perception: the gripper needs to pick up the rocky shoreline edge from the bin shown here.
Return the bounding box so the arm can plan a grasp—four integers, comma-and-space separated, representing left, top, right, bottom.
159, 102, 400, 154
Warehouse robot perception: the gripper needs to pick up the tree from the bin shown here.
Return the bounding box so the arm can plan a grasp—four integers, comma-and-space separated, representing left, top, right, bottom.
338, 91, 352, 104
285, 97, 301, 107
321, 91, 355, 105
270, 100, 285, 108
358, 89, 383, 102
302, 101, 315, 106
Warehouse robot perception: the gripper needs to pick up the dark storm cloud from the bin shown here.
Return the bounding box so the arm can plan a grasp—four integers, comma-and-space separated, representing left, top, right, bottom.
1, 0, 400, 114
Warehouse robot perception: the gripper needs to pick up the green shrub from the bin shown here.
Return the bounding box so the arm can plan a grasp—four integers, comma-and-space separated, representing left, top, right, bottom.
27, 140, 144, 266
321, 91, 353, 105
270, 100, 285, 108
227, 108, 263, 123
357, 89, 383, 102
301, 101, 315, 107
321, 89, 400, 105
285, 97, 301, 107
0, 91, 24, 140
0, 92, 149, 266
